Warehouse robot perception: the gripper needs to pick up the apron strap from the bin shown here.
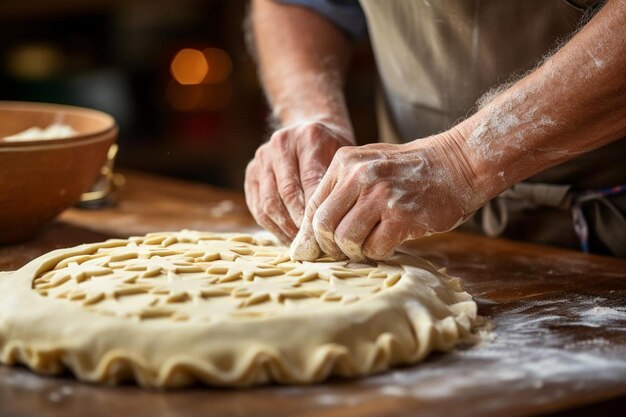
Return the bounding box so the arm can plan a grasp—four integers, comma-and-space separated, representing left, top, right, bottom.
571, 185, 626, 256
481, 183, 626, 255
481, 183, 572, 236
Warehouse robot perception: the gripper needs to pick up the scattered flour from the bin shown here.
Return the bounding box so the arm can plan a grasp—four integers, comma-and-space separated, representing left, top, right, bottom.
577, 306, 626, 328
271, 292, 626, 412
0, 282, 623, 417
467, 85, 557, 164
2, 123, 76, 142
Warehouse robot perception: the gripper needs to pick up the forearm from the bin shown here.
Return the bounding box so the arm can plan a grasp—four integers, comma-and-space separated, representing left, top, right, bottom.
452, 0, 626, 201
251, 0, 355, 139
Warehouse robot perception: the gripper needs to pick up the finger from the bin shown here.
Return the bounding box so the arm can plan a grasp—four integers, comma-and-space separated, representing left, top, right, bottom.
247, 175, 291, 243
362, 220, 415, 260
296, 127, 335, 204
259, 170, 299, 239
312, 184, 360, 260
289, 167, 338, 260
299, 144, 334, 204
272, 155, 306, 226
258, 212, 291, 244
334, 197, 382, 262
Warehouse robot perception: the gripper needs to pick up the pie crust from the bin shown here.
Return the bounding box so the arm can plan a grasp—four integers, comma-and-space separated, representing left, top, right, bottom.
0, 231, 477, 387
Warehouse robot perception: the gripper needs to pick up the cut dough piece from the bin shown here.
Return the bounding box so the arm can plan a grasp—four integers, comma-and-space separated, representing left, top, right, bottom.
0, 230, 478, 388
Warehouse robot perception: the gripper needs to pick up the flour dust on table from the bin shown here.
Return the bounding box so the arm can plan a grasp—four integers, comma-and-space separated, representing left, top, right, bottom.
0, 231, 478, 388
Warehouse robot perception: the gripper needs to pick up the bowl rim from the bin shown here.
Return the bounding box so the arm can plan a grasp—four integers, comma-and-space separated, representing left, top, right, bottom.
0, 101, 117, 148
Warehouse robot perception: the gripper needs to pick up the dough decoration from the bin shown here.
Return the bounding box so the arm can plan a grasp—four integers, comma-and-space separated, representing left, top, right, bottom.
0, 231, 478, 388
33, 231, 397, 321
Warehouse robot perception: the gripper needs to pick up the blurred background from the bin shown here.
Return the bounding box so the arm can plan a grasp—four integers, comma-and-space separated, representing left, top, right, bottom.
0, 0, 377, 189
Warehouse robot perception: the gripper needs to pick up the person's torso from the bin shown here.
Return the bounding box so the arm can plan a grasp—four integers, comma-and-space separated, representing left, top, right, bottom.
359, 0, 623, 189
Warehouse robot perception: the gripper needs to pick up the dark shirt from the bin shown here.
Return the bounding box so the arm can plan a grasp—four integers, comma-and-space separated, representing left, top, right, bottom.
276, 0, 367, 39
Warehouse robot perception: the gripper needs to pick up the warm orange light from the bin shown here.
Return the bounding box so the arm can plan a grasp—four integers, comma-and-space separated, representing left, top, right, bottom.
203, 48, 233, 84
7, 44, 63, 81
170, 48, 209, 85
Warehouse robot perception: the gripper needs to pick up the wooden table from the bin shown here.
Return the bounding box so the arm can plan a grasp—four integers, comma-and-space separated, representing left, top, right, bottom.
1, 171, 625, 417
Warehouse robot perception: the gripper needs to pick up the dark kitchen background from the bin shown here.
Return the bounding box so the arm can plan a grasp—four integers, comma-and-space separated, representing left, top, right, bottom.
0, 0, 377, 189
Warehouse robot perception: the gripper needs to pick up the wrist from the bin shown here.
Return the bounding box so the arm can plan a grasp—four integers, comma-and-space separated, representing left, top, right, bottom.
418, 128, 491, 215
269, 70, 354, 138
280, 115, 356, 145
449, 121, 512, 200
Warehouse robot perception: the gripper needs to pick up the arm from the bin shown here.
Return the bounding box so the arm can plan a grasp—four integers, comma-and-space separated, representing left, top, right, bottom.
291, 0, 626, 261
456, 0, 626, 201
252, 0, 354, 132
245, 0, 357, 242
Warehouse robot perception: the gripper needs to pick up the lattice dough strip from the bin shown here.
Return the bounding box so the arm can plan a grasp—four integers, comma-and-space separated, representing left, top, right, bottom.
120, 256, 204, 278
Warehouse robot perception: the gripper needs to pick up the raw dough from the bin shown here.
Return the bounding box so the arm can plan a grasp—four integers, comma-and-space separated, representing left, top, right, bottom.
0, 231, 478, 387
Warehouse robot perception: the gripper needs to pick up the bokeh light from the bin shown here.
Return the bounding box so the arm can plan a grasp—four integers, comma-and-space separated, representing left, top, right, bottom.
170, 48, 208, 85
202, 48, 232, 84
6, 44, 63, 81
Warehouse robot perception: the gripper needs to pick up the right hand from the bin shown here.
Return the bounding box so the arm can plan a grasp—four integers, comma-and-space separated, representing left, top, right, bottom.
244, 120, 354, 243
290, 130, 483, 262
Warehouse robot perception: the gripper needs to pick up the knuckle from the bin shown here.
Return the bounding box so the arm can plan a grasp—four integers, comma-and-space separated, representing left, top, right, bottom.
300, 170, 324, 190
278, 181, 301, 201
270, 127, 288, 140
261, 197, 280, 215
312, 209, 331, 234
311, 210, 324, 231
333, 146, 359, 166
334, 146, 352, 160
303, 122, 327, 138
254, 145, 268, 160
269, 130, 289, 146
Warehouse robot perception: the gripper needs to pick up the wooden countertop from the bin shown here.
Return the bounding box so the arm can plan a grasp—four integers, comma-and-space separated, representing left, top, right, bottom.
1, 170, 625, 417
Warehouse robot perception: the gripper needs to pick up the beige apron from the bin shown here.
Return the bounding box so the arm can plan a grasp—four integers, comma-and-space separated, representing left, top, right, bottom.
358, 0, 626, 257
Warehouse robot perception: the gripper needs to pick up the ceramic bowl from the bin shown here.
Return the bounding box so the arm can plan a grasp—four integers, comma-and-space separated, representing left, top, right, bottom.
0, 101, 117, 244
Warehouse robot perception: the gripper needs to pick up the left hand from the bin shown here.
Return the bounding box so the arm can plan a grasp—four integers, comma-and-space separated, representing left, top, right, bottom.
244, 119, 354, 243
290, 131, 485, 261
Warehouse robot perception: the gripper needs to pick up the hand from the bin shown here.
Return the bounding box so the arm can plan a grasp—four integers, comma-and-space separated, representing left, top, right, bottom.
244, 120, 354, 242
290, 130, 485, 261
